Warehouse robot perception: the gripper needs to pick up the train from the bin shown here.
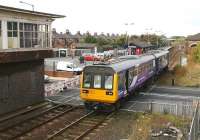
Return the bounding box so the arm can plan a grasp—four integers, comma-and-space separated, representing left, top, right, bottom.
80, 49, 169, 110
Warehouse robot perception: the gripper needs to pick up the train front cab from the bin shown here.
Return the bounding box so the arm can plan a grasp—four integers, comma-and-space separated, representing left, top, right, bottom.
80, 66, 119, 110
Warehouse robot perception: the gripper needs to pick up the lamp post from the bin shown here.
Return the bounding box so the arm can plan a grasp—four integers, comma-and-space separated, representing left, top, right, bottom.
19, 1, 35, 11
155, 30, 161, 47
124, 22, 134, 55
145, 28, 152, 44
155, 30, 166, 48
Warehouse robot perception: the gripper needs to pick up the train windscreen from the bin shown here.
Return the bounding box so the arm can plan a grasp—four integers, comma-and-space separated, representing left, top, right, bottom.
83, 66, 114, 89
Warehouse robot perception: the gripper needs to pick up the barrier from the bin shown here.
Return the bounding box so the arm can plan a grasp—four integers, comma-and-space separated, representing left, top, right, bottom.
44, 76, 80, 96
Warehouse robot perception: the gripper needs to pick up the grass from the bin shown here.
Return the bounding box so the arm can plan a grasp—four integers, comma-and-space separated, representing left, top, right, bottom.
157, 48, 200, 87
129, 113, 191, 140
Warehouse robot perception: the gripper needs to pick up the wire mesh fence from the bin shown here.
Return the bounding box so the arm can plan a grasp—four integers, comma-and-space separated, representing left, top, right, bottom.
122, 100, 200, 139
124, 100, 196, 117
188, 102, 200, 140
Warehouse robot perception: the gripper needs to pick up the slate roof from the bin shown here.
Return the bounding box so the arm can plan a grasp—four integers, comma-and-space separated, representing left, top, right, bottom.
187, 33, 200, 41
128, 41, 154, 48
0, 5, 65, 18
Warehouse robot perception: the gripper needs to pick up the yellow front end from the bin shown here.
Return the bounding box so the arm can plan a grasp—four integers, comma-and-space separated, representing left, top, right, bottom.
80, 74, 118, 104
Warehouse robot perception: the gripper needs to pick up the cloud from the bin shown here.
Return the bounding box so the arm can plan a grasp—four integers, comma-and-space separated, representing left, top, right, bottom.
1, 0, 200, 37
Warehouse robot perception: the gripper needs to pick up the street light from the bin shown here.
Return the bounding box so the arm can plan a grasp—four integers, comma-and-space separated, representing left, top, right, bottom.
124, 22, 134, 46
155, 30, 162, 47
145, 28, 152, 44
124, 22, 134, 55
19, 1, 35, 11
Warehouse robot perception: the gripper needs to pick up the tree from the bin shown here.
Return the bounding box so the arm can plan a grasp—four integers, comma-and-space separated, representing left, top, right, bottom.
96, 37, 109, 46
84, 35, 97, 43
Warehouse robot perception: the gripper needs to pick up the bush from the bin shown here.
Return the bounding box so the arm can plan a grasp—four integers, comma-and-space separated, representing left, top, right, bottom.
193, 43, 200, 63
173, 64, 187, 76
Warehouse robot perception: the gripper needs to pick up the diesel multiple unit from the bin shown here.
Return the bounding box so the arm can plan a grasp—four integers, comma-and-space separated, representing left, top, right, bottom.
80, 50, 169, 110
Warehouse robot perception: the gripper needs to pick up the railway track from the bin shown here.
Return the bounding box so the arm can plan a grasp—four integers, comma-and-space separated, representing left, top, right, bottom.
0, 102, 50, 124
0, 104, 75, 140
47, 111, 114, 140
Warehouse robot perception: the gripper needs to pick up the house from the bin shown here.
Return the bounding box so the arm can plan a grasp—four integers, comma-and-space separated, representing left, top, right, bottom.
128, 41, 155, 55
187, 33, 200, 47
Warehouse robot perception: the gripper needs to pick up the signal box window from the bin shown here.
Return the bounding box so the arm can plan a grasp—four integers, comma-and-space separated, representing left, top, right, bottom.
94, 75, 101, 88
83, 74, 91, 88
105, 75, 113, 90
7, 22, 18, 48
0, 21, 2, 49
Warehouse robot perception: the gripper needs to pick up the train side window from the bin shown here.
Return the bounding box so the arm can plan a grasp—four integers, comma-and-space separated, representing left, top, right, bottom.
94, 75, 101, 88
105, 75, 113, 90
83, 74, 92, 88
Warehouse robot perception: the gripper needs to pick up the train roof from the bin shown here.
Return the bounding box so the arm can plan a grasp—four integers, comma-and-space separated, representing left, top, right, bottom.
83, 54, 155, 73
148, 50, 169, 58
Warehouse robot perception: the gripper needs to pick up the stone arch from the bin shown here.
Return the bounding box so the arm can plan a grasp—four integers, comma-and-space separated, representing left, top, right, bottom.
190, 43, 197, 48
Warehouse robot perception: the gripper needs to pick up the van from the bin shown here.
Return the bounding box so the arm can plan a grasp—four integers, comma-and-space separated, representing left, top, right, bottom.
56, 61, 82, 74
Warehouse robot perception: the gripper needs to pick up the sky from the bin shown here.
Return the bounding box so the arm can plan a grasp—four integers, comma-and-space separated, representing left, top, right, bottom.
1, 0, 200, 37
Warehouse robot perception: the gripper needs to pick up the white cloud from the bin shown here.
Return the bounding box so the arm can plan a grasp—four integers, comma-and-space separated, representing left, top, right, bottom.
1, 0, 200, 37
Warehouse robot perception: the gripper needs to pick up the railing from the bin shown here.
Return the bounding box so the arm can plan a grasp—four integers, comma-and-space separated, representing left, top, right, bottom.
188, 102, 200, 140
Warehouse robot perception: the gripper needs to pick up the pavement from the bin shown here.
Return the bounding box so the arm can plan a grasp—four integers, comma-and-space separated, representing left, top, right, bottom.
121, 86, 200, 116
148, 85, 200, 97
45, 88, 83, 106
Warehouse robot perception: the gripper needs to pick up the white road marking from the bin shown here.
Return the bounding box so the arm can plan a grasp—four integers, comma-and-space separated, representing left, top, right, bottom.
128, 102, 137, 110
140, 92, 200, 100
154, 86, 200, 92
147, 85, 156, 92
120, 109, 144, 113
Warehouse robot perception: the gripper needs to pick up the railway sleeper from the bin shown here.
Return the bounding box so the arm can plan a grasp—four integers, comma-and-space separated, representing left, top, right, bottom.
78, 122, 97, 127
0, 133, 12, 140
81, 120, 100, 124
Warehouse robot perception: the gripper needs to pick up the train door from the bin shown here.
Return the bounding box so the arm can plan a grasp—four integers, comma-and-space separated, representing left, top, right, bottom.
125, 70, 129, 94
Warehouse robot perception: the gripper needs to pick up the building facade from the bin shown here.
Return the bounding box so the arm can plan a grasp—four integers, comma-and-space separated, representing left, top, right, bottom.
0, 5, 64, 49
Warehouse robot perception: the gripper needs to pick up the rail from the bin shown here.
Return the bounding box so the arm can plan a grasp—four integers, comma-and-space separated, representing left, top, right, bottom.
47, 112, 114, 140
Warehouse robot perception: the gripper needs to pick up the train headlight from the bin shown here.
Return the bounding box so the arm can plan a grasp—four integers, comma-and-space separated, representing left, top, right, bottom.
106, 91, 113, 96
82, 90, 89, 94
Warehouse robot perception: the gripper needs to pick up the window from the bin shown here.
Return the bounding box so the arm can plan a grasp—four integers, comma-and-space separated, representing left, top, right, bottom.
19, 23, 50, 48
118, 72, 126, 90
94, 75, 101, 88
105, 75, 113, 90
83, 74, 92, 88
7, 21, 18, 48
0, 21, 2, 49
128, 68, 134, 86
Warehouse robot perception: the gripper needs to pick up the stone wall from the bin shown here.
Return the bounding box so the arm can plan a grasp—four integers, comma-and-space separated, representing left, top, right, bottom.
0, 48, 53, 115
0, 60, 44, 115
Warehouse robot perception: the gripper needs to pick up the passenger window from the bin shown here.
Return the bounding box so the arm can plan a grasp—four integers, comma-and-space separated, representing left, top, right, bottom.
94, 75, 101, 88
83, 74, 91, 88
105, 75, 113, 90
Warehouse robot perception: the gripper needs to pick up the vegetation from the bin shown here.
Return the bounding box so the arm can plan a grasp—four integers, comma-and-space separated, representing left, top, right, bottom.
193, 43, 200, 63
83, 33, 167, 50
84, 35, 97, 43
129, 113, 190, 140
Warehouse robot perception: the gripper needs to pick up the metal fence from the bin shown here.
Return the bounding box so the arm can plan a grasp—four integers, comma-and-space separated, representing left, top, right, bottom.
125, 101, 196, 117
188, 102, 200, 140
123, 100, 200, 139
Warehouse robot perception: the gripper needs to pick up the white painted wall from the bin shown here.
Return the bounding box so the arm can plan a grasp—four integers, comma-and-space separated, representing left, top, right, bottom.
0, 11, 52, 49
2, 20, 8, 49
